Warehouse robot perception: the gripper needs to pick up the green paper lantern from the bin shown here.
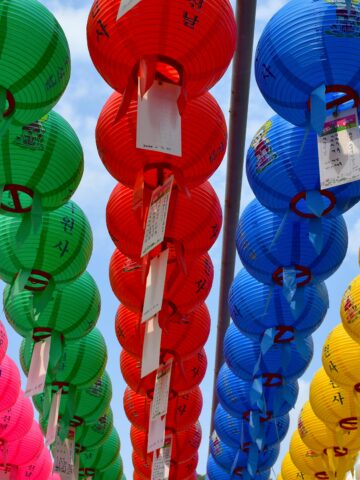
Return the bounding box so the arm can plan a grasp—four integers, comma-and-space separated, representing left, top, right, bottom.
0, 200, 92, 290
94, 457, 124, 480
0, 111, 83, 215
75, 407, 113, 451
4, 271, 100, 340
0, 0, 70, 134
79, 428, 120, 476
20, 328, 107, 390
33, 371, 112, 427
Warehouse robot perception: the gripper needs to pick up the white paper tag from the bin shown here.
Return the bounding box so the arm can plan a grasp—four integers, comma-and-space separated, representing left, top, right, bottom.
318, 107, 360, 188
117, 0, 142, 20
141, 177, 174, 257
46, 388, 62, 446
150, 434, 172, 479
53, 433, 76, 479
142, 249, 169, 322
151, 360, 172, 421
66, 427, 76, 466
25, 336, 51, 397
147, 414, 166, 453
141, 314, 162, 378
137, 79, 182, 157
162, 435, 172, 479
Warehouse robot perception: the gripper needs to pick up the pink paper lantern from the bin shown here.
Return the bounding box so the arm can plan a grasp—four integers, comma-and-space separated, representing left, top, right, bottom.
0, 355, 21, 411
0, 421, 44, 467
0, 390, 33, 442
0, 321, 8, 363
18, 446, 53, 480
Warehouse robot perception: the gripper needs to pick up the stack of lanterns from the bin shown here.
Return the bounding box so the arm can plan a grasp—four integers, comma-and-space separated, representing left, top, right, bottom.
208, 0, 360, 477
86, 0, 237, 478
0, 319, 54, 479
279, 266, 360, 480
0, 0, 124, 478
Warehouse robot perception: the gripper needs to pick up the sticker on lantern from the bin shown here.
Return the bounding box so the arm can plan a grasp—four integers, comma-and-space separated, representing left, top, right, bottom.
117, 0, 142, 20
318, 108, 360, 189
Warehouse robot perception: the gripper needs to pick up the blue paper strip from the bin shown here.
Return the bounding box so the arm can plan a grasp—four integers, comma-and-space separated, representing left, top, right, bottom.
306, 190, 324, 218
309, 218, 324, 254
247, 444, 259, 477
261, 328, 275, 356
230, 448, 241, 475
310, 84, 326, 134
283, 267, 297, 303
289, 286, 305, 319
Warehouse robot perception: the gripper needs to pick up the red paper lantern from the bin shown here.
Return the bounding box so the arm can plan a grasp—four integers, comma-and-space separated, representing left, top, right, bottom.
106, 182, 222, 261
96, 91, 227, 190
124, 386, 202, 432
120, 349, 207, 397
132, 450, 198, 480
131, 422, 201, 463
87, 0, 236, 99
116, 303, 210, 360
110, 247, 213, 316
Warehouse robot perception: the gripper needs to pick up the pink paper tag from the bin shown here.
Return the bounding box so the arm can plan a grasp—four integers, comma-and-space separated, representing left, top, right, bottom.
46, 388, 62, 446
141, 315, 162, 378
25, 337, 51, 397
142, 249, 169, 322
147, 414, 166, 454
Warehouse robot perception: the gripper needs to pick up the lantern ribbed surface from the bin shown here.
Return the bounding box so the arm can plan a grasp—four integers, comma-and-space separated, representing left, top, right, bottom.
322, 323, 360, 390
0, 111, 83, 214
207, 455, 271, 480
116, 303, 210, 360
4, 271, 100, 340
0, 420, 43, 467
214, 404, 290, 449
18, 446, 53, 480
0, 355, 20, 411
20, 328, 107, 389
96, 91, 227, 190
132, 450, 198, 480
0, 390, 33, 442
224, 323, 314, 382
110, 248, 213, 315
281, 452, 312, 480
246, 115, 360, 217
120, 348, 207, 397
0, 201, 93, 287
237, 199, 348, 285
228, 269, 328, 340
94, 457, 123, 480
255, 0, 360, 127
310, 368, 358, 431
340, 274, 360, 343
75, 408, 113, 451
79, 428, 120, 475
0, 0, 70, 129
123, 386, 202, 432
106, 182, 222, 261
87, 0, 236, 99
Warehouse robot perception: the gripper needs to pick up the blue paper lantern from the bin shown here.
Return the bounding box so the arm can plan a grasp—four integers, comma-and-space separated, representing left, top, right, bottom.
224, 323, 313, 382
214, 404, 290, 450
228, 269, 328, 340
216, 363, 298, 419
255, 0, 360, 129
246, 115, 360, 217
237, 199, 347, 286
207, 455, 271, 480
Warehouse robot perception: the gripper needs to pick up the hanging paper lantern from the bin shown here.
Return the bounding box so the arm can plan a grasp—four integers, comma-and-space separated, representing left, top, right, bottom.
79, 428, 120, 476
298, 401, 360, 452
0, 0, 70, 133
0, 390, 33, 442
207, 455, 271, 480
116, 303, 210, 360
0, 421, 43, 467
214, 404, 290, 450
110, 248, 213, 316
121, 348, 207, 397
210, 431, 280, 473
281, 452, 312, 480
94, 457, 123, 480
20, 328, 107, 391
133, 450, 198, 480
310, 368, 359, 433
106, 182, 222, 261
224, 323, 314, 382
255, 0, 360, 129
123, 386, 202, 432
17, 446, 53, 480
75, 408, 113, 452
4, 271, 100, 341
246, 115, 360, 218
340, 275, 360, 343
322, 324, 360, 391
96, 90, 227, 190
0, 320, 8, 362
131, 422, 201, 464
0, 355, 21, 411
0, 201, 93, 290
217, 363, 299, 419
228, 269, 328, 340
237, 199, 348, 286
0, 111, 83, 216
87, 0, 236, 99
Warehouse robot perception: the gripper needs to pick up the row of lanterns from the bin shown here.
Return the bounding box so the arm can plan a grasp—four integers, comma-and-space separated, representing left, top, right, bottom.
0, 0, 124, 478
86, 0, 237, 477
208, 0, 360, 478
280, 271, 360, 480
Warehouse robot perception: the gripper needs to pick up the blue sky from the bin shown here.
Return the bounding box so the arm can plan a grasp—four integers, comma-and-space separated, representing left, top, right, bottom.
4, 0, 360, 478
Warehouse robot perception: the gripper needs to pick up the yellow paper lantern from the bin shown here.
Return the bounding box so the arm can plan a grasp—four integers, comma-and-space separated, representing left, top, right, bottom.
282, 451, 312, 480
340, 275, 360, 343
310, 368, 359, 432
322, 324, 360, 392
289, 430, 329, 476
